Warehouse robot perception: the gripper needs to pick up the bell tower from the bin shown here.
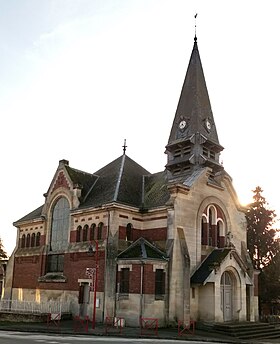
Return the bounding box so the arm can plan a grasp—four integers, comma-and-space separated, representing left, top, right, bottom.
165, 36, 224, 180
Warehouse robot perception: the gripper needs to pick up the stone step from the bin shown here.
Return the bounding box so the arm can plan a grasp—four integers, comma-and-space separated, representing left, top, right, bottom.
211, 322, 280, 340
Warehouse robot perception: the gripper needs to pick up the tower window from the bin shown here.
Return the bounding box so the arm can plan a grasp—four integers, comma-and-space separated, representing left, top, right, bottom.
174, 149, 181, 158
183, 146, 191, 155
203, 147, 208, 156
202, 147, 215, 160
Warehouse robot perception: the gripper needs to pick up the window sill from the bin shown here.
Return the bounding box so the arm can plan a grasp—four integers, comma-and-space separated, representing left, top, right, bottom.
38, 273, 67, 283
155, 295, 165, 301
117, 293, 129, 300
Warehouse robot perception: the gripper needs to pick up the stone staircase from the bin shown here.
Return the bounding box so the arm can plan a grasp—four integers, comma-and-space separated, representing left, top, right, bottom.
209, 322, 280, 340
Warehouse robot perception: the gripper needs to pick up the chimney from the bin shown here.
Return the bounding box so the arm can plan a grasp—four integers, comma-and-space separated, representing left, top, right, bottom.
59, 159, 69, 168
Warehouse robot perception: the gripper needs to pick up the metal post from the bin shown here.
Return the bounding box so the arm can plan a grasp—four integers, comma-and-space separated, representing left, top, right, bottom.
86, 240, 99, 330
92, 240, 98, 329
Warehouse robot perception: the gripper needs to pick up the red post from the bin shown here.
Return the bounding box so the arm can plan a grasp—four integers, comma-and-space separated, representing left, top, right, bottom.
92, 240, 98, 329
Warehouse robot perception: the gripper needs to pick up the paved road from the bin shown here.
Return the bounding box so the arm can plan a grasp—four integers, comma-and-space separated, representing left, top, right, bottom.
0, 331, 227, 344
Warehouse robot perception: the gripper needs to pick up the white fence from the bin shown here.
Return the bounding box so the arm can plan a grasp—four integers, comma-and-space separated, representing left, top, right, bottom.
0, 299, 70, 314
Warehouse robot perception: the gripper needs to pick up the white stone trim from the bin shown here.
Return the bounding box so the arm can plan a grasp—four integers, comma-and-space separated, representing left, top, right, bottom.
117, 264, 132, 271
152, 264, 167, 272
78, 279, 92, 285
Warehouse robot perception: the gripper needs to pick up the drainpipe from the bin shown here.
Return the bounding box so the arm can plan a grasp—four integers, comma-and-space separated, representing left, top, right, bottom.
103, 208, 110, 322
140, 261, 144, 320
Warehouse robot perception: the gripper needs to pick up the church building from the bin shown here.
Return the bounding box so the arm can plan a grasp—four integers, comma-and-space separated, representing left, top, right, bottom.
5, 35, 259, 326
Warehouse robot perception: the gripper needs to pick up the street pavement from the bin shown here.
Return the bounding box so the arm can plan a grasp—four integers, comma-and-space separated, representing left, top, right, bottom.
0, 319, 279, 343
0, 331, 233, 344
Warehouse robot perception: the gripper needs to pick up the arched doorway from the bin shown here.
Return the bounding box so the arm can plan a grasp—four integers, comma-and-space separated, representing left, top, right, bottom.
220, 271, 233, 321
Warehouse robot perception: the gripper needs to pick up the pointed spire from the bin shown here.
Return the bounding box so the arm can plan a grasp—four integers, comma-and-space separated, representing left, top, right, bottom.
165, 33, 224, 178
168, 37, 220, 145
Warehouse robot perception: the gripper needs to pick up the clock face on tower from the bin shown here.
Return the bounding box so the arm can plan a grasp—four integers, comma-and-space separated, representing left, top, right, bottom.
205, 118, 212, 131
179, 120, 187, 130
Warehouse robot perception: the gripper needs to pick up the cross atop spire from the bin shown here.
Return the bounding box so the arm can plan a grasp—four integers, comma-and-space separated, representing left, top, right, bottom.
194, 13, 198, 40
122, 139, 127, 154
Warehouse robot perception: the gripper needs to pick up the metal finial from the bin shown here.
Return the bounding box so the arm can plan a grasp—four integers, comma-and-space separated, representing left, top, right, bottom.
194, 13, 198, 41
122, 139, 127, 154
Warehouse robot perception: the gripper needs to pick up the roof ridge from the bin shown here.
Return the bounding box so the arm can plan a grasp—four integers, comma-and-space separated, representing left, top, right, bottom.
66, 165, 96, 176
113, 154, 126, 201
82, 175, 99, 203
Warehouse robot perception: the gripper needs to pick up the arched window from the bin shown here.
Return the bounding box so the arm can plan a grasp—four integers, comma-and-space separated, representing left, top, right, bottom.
83, 225, 89, 242
90, 224, 96, 241
76, 226, 82, 242
97, 222, 103, 240
201, 215, 207, 245
36, 232, 41, 247
201, 204, 227, 247
217, 220, 226, 248
50, 197, 70, 251
21, 234, 26, 248
26, 234, 31, 248
31, 233, 35, 247
209, 207, 213, 246
126, 223, 133, 241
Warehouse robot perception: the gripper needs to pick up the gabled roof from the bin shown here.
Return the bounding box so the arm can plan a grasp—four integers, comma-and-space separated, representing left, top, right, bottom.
191, 248, 231, 284
118, 237, 168, 261
15, 154, 171, 224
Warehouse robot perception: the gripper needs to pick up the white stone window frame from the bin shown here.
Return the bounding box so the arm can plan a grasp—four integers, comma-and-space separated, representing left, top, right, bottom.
117, 264, 132, 271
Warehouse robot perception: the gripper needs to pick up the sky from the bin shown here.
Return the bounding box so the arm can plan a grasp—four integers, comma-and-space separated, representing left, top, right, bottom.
1, 0, 279, 256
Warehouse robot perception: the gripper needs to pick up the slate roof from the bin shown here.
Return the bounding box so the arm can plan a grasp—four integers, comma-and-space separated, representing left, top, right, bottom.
168, 37, 220, 146
65, 165, 98, 201
14, 154, 171, 224
142, 171, 170, 209
191, 248, 231, 284
82, 154, 152, 208
14, 205, 44, 224
118, 237, 168, 260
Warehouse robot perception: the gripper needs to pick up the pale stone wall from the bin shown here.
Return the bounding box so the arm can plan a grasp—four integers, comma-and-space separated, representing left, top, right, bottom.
167, 226, 185, 324
116, 293, 165, 327
2, 253, 16, 300
190, 286, 199, 321
199, 283, 215, 321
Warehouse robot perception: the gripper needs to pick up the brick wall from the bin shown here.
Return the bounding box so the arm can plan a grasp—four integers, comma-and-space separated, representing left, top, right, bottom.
119, 226, 167, 241
13, 251, 105, 292
142, 264, 154, 294
117, 263, 156, 295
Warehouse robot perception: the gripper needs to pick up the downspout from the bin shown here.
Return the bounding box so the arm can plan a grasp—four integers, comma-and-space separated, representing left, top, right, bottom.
103, 208, 110, 322
140, 260, 144, 320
